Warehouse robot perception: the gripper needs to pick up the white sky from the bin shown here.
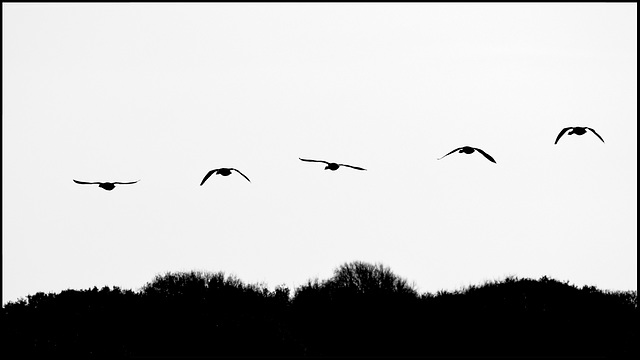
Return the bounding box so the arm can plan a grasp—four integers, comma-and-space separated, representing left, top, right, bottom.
3, 3, 637, 304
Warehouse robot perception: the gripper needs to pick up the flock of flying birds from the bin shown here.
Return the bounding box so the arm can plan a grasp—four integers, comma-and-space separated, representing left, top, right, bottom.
73, 126, 605, 191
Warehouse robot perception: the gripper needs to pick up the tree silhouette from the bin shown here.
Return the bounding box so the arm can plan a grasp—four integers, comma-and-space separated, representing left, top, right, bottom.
2, 262, 637, 358
291, 261, 421, 356
134, 270, 301, 357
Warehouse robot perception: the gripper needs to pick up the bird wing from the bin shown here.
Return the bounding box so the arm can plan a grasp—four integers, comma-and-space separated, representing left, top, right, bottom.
200, 169, 218, 186
299, 158, 329, 165
338, 164, 367, 171
554, 127, 571, 144
437, 147, 463, 160
230, 168, 251, 182
474, 148, 496, 163
586, 127, 605, 143
73, 179, 100, 185
113, 180, 140, 185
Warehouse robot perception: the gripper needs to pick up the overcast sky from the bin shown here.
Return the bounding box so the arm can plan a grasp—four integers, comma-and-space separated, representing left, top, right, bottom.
3, 3, 637, 305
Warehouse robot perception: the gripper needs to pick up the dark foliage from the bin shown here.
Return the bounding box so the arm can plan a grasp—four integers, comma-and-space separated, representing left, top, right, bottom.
2, 286, 138, 357
2, 262, 637, 358
416, 276, 638, 358
133, 270, 301, 357
291, 261, 421, 356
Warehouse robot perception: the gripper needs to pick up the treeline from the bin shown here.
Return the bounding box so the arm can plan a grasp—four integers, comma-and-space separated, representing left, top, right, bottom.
2, 261, 637, 358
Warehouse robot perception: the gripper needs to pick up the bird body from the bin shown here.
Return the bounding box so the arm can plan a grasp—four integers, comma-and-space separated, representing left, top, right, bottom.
73, 180, 139, 191
437, 146, 496, 163
299, 158, 366, 171
555, 127, 605, 144
200, 168, 250, 185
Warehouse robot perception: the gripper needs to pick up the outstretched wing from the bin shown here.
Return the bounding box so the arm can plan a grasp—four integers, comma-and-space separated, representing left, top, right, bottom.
554, 127, 571, 144
474, 148, 496, 163
437, 147, 463, 160
230, 168, 251, 182
338, 164, 367, 171
200, 169, 218, 186
73, 179, 100, 185
299, 158, 329, 165
586, 127, 605, 143
113, 180, 140, 185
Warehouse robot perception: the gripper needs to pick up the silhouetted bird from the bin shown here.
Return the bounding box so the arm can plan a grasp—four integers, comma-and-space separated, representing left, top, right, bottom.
555, 126, 605, 144
200, 168, 251, 185
299, 158, 367, 171
73, 179, 139, 191
437, 146, 496, 163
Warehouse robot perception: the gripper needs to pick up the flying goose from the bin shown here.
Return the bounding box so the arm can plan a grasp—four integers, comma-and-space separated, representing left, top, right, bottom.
299, 158, 367, 171
437, 146, 496, 163
555, 126, 605, 144
200, 168, 251, 185
73, 179, 139, 191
